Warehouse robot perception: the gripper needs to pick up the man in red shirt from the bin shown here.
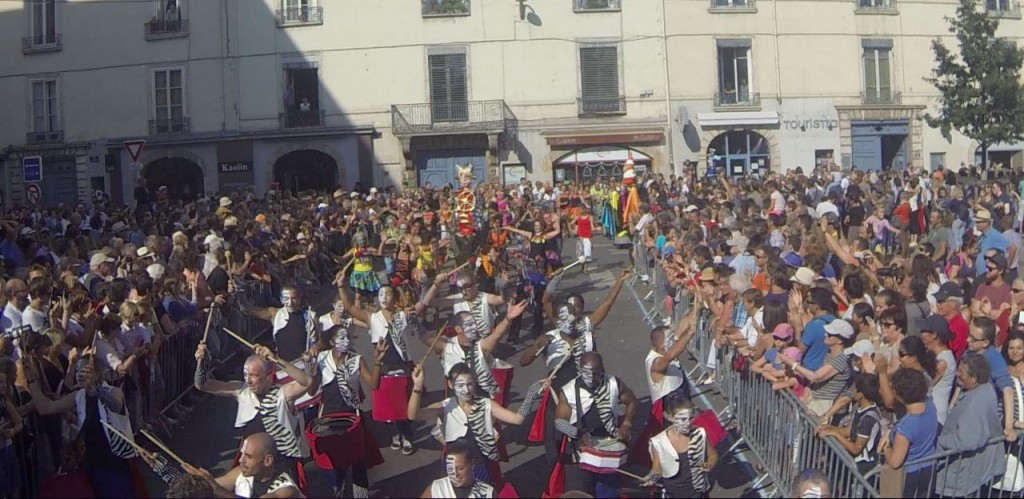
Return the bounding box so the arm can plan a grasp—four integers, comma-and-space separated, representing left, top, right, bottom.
573, 212, 593, 273
934, 282, 969, 359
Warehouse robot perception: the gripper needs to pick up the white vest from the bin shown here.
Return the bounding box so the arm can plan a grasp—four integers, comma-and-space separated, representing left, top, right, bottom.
561, 377, 621, 426
543, 330, 594, 371
234, 471, 301, 498
75, 387, 137, 459
429, 478, 494, 499
441, 341, 491, 378
434, 397, 495, 443
645, 350, 684, 403
369, 310, 410, 361
649, 427, 709, 488
318, 313, 351, 332
271, 308, 316, 361
315, 351, 362, 407
453, 293, 496, 331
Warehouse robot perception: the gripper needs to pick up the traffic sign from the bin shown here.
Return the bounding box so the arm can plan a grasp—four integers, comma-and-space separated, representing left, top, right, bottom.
25, 183, 41, 205
22, 156, 42, 183
124, 140, 146, 163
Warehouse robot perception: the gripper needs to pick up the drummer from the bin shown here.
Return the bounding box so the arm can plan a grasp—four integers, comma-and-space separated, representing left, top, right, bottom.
306, 325, 387, 498
181, 432, 303, 498
439, 274, 507, 340
551, 352, 637, 498
193, 343, 313, 491
340, 273, 445, 456
408, 362, 525, 487
318, 294, 367, 332
543, 268, 633, 346
247, 287, 322, 413
420, 439, 497, 499
419, 302, 527, 403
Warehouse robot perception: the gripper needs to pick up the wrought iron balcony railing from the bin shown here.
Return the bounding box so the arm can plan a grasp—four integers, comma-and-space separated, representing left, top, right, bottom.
861, 91, 902, 105
26, 130, 64, 144
392, 100, 515, 135
276, 6, 323, 26
145, 18, 189, 39
577, 96, 627, 116
987, 0, 1021, 18
714, 91, 761, 107
855, 0, 898, 13
574, 0, 621, 12
422, 0, 470, 16
281, 109, 326, 128
149, 117, 191, 135
709, 0, 756, 10
21, 35, 62, 54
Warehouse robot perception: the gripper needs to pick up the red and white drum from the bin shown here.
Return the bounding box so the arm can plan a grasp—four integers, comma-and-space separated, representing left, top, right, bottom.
304, 412, 384, 470
578, 439, 628, 475
274, 359, 322, 411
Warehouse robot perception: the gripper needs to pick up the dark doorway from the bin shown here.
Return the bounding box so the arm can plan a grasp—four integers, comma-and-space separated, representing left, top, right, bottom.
274, 149, 337, 194
284, 67, 321, 127
144, 157, 204, 201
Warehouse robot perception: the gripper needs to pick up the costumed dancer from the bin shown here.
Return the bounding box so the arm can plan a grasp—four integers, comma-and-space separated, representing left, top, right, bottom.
420, 439, 498, 499
305, 325, 387, 499
340, 274, 445, 455
620, 158, 640, 239
318, 294, 368, 332
641, 395, 718, 498
181, 432, 303, 498
452, 164, 480, 265
26, 354, 151, 498
247, 286, 322, 413
570, 208, 594, 273
549, 352, 637, 498
437, 273, 515, 406
542, 269, 632, 348
629, 302, 700, 467
192, 342, 313, 491
344, 232, 384, 297
408, 362, 526, 488
602, 186, 620, 240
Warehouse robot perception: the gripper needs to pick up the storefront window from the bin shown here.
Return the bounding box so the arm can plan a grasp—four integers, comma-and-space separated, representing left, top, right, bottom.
707, 131, 770, 177
553, 147, 650, 184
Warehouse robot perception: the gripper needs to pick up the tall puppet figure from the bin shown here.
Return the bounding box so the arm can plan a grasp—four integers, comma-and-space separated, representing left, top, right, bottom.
620, 156, 640, 235
452, 164, 479, 265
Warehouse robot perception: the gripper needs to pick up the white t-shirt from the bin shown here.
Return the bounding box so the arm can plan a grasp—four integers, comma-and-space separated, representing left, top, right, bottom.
770, 190, 786, 213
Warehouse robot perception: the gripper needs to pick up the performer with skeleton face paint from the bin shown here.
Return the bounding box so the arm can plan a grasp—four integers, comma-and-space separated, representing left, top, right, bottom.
420, 439, 497, 498
305, 325, 387, 498
318, 295, 367, 332
341, 273, 446, 456
408, 363, 525, 488
247, 286, 322, 412
551, 351, 637, 498
643, 395, 718, 498
629, 298, 702, 467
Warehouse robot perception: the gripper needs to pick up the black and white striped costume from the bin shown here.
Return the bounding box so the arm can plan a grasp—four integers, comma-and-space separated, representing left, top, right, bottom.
429, 477, 495, 498
649, 426, 710, 496
434, 397, 499, 462
561, 376, 621, 439
235, 385, 304, 459
316, 350, 363, 411
454, 293, 496, 336
234, 470, 301, 498
74, 385, 137, 459
441, 341, 499, 398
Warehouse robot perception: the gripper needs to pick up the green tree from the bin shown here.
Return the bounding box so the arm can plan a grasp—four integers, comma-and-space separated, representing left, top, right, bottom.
926, 0, 1024, 168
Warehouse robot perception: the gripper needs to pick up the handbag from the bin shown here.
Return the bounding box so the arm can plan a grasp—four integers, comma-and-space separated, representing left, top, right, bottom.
992, 452, 1024, 493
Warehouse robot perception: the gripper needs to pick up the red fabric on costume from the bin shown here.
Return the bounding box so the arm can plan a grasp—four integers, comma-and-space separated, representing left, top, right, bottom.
541, 437, 568, 498
130, 458, 151, 499
627, 398, 665, 467
694, 410, 727, 447
492, 367, 514, 408
528, 389, 550, 442
499, 482, 520, 498
40, 469, 95, 498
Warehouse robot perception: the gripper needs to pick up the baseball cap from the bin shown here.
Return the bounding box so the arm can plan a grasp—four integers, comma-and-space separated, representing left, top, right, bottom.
89, 253, 115, 267
844, 339, 875, 359
781, 346, 803, 363
782, 251, 803, 269
933, 281, 964, 302
987, 252, 1008, 269
683, 205, 699, 213
917, 314, 953, 342
790, 267, 817, 286
824, 319, 855, 340
771, 323, 795, 340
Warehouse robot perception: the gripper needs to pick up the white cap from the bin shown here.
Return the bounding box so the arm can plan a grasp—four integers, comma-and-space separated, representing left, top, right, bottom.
350, 192, 360, 199
683, 205, 699, 213
296, 232, 307, 241
136, 247, 155, 259
844, 339, 875, 358
824, 319, 856, 341
203, 234, 224, 249
89, 253, 115, 268
223, 216, 238, 228
369, 187, 378, 194
146, 263, 165, 280
790, 267, 818, 286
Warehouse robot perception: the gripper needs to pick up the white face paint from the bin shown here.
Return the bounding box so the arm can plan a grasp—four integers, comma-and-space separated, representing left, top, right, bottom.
670, 409, 693, 435
333, 301, 345, 315
579, 364, 597, 387
377, 288, 393, 309
280, 290, 299, 312
557, 305, 580, 337
453, 377, 473, 402
568, 296, 583, 314
462, 317, 482, 341
332, 332, 350, 353
445, 455, 459, 484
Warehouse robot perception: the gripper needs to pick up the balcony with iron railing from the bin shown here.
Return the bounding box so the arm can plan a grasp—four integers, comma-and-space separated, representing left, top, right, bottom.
150, 117, 191, 135
145, 18, 189, 40
713, 91, 761, 109
422, 0, 471, 16
861, 91, 902, 106
987, 0, 1021, 18
281, 109, 326, 128
392, 100, 515, 136
574, 0, 621, 12
709, 0, 757, 12
577, 96, 627, 116
26, 130, 64, 144
276, 6, 323, 26
855, 0, 898, 14
21, 34, 62, 54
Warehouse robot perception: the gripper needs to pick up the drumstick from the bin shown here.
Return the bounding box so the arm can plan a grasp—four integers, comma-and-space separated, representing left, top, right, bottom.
552, 256, 587, 277
335, 258, 356, 285
201, 303, 216, 343
139, 429, 188, 467
542, 353, 572, 399
418, 319, 451, 367
616, 468, 664, 488
223, 328, 285, 367
100, 420, 152, 458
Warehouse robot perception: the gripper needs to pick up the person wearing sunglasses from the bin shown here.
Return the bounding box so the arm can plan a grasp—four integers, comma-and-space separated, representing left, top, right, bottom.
960, 317, 1018, 443
971, 251, 1012, 347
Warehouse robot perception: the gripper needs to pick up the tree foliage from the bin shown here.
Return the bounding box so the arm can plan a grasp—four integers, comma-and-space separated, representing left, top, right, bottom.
925, 0, 1024, 164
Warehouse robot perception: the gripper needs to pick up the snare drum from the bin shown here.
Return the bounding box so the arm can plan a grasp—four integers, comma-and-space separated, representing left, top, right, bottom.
275, 359, 322, 411
371, 373, 412, 422
304, 412, 383, 470
577, 438, 627, 474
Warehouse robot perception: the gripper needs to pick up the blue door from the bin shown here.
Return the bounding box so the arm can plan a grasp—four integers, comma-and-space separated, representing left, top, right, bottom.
851, 135, 882, 171
415, 149, 486, 188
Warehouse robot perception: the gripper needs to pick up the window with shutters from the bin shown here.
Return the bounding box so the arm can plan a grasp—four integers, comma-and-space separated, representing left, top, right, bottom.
423, 0, 471, 16
578, 43, 624, 116
862, 40, 896, 104
716, 40, 756, 107
152, 68, 188, 133
23, 0, 61, 53
709, 0, 756, 11
429, 48, 469, 123
277, 0, 323, 26
31, 79, 59, 133
987, 0, 1021, 17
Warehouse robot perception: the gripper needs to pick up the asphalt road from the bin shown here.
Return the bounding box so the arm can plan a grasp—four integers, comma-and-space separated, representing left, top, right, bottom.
142, 237, 759, 498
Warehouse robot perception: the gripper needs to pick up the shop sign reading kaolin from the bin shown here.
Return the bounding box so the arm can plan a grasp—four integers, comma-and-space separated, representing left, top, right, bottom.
218, 161, 252, 173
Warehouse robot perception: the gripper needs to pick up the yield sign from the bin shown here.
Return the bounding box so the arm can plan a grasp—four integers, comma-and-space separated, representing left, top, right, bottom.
124, 140, 146, 163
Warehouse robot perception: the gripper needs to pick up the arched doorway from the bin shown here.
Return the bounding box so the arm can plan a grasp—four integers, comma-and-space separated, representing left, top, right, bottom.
707, 131, 770, 177
552, 147, 651, 184
144, 157, 204, 201
274, 150, 337, 193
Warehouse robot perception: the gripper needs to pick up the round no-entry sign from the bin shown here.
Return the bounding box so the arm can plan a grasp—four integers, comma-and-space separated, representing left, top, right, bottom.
26, 183, 41, 205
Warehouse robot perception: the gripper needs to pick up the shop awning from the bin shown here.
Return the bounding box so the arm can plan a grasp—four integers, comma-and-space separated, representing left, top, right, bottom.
986, 142, 1024, 153
555, 147, 652, 164
697, 111, 780, 128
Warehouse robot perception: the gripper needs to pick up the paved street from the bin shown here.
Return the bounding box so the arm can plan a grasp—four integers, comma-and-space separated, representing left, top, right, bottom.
143, 237, 759, 498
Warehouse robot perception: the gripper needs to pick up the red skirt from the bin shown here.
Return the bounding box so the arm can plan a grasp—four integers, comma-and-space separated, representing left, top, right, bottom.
305, 412, 384, 471
372, 374, 411, 422
491, 366, 514, 408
